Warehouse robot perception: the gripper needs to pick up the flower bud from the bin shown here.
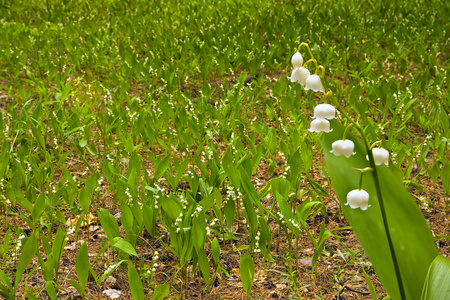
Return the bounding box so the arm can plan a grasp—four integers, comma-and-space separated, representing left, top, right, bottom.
291, 52, 303, 68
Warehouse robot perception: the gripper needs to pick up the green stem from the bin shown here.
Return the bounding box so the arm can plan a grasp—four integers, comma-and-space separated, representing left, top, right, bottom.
342, 124, 352, 140
367, 148, 406, 300
330, 96, 406, 300
298, 42, 314, 60
304, 58, 317, 70
317, 65, 325, 77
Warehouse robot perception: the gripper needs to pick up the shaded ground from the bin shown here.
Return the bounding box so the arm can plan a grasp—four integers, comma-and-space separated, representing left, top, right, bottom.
2, 140, 448, 300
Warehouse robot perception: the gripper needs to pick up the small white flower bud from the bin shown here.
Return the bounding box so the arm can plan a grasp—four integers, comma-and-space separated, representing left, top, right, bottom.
291, 52, 303, 68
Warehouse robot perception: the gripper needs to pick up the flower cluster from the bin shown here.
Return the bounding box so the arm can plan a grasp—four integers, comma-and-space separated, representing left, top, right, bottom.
308, 104, 335, 133
291, 43, 394, 212
191, 205, 203, 218
253, 232, 261, 253
290, 51, 325, 93
174, 212, 183, 233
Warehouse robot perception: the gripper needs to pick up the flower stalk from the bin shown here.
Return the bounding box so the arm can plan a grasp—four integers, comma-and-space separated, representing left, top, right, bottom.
329, 96, 406, 300
366, 147, 406, 300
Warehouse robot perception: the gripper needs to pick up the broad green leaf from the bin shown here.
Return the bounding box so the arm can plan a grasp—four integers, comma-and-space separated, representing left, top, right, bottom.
128, 262, 145, 300
76, 242, 89, 295
224, 196, 235, 231
120, 199, 135, 239
0, 269, 12, 297
242, 194, 257, 237
239, 166, 265, 213
239, 251, 254, 295
421, 255, 450, 300
211, 238, 220, 265
79, 186, 91, 213
199, 188, 220, 211
197, 248, 210, 287
192, 212, 206, 252
0, 140, 10, 179
45, 281, 57, 300
222, 150, 241, 189
150, 284, 170, 300
323, 120, 438, 300
51, 228, 67, 271
32, 193, 47, 221
441, 161, 450, 195
31, 125, 45, 150
143, 203, 156, 238
97, 208, 120, 242
257, 216, 274, 261
161, 195, 181, 223
26, 293, 39, 300
153, 155, 171, 182
65, 279, 83, 298
113, 238, 138, 257
15, 232, 37, 290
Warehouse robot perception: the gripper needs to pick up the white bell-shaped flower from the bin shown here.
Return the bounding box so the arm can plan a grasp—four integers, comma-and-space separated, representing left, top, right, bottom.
291, 52, 303, 68
346, 189, 370, 210
308, 118, 332, 133
290, 67, 310, 85
372, 148, 389, 166
313, 104, 336, 119
331, 139, 355, 158
305, 74, 325, 93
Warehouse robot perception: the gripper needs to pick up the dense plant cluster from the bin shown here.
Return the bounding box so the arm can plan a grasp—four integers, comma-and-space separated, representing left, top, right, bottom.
0, 0, 449, 299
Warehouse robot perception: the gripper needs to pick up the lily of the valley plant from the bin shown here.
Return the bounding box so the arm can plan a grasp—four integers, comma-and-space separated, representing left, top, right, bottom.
291, 42, 450, 300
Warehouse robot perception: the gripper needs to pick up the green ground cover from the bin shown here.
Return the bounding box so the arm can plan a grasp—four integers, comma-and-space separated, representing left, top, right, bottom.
0, 0, 449, 299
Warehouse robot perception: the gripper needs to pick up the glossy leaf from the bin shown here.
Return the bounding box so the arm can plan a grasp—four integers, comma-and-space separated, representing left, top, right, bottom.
75, 242, 89, 296
150, 284, 170, 300
113, 238, 138, 257
211, 238, 220, 265
128, 262, 145, 300
239, 251, 254, 295
421, 255, 450, 299
15, 232, 37, 290
97, 208, 120, 242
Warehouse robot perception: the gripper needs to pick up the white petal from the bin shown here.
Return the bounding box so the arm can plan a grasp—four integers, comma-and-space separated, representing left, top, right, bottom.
372, 148, 389, 166
309, 118, 332, 133
297, 67, 310, 85
331, 140, 354, 157
305, 74, 325, 93
346, 189, 369, 210
290, 68, 301, 83
314, 104, 336, 120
